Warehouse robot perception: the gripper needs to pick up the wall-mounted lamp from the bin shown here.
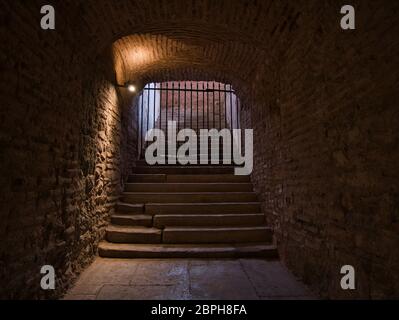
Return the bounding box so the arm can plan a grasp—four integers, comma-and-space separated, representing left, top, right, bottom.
116, 81, 137, 93
127, 84, 136, 92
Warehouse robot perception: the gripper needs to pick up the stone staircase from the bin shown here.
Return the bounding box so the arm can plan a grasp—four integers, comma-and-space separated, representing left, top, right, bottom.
99, 100, 276, 258
98, 163, 278, 259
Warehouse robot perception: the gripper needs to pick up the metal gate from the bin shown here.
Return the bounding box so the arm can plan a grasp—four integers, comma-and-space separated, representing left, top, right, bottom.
136, 81, 242, 164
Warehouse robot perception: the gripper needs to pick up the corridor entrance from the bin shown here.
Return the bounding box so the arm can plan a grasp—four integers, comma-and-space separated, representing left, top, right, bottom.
136, 81, 243, 164
97, 80, 275, 259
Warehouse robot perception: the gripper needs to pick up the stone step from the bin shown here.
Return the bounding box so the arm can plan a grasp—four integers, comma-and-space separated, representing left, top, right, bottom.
154, 130, 229, 133
157, 120, 225, 125
156, 124, 227, 128
116, 202, 144, 214
98, 242, 278, 259
153, 213, 265, 228
145, 202, 261, 215
121, 192, 258, 204
157, 126, 228, 130
132, 166, 234, 174
106, 225, 162, 243
170, 140, 236, 144
157, 121, 226, 125
138, 162, 238, 167
127, 174, 250, 183
111, 214, 153, 227
163, 226, 272, 243
145, 135, 230, 141
142, 146, 234, 150
128, 174, 166, 183
124, 182, 253, 192
167, 174, 250, 183
153, 127, 229, 131
135, 159, 235, 167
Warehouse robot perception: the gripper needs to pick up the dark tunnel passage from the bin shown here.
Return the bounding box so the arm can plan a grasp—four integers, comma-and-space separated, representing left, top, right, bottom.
1, 1, 399, 300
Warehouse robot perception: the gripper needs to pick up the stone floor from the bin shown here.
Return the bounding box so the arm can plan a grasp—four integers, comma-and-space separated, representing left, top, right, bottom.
64, 258, 317, 300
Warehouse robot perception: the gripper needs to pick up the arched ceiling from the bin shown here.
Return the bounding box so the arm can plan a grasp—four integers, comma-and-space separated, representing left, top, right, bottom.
58, 0, 302, 95
112, 33, 266, 92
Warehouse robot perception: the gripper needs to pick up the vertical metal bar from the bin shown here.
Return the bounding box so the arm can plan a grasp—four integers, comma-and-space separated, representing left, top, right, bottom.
159, 82, 162, 129
166, 82, 169, 163
172, 82, 175, 165
206, 82, 209, 129
196, 82, 199, 163
218, 82, 221, 130
235, 93, 239, 131
224, 83, 227, 129
146, 86, 150, 152
172, 81, 175, 124
202, 82, 205, 129
212, 81, 215, 128
235, 92, 239, 161
153, 84, 156, 132
239, 99, 242, 156
196, 82, 199, 131
190, 81, 193, 129
178, 82, 181, 132
184, 82, 186, 129
229, 85, 233, 159
136, 95, 139, 157
140, 90, 144, 157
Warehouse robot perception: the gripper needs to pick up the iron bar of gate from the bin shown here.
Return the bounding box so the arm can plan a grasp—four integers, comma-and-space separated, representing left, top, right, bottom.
224, 83, 227, 129
212, 82, 215, 129
202, 82, 205, 129
235, 91, 239, 158
153, 84, 156, 132
172, 82, 175, 125
138, 82, 239, 162
136, 95, 142, 156
196, 82, 199, 132
218, 82, 221, 130
190, 82, 193, 130
196, 82, 199, 163
143, 87, 234, 93
178, 82, 180, 132
206, 83, 209, 132
159, 82, 162, 129
236, 94, 240, 130
229, 85, 233, 158
166, 82, 168, 160
140, 91, 144, 157
136, 95, 139, 156
241, 98, 245, 154
184, 82, 186, 129
146, 87, 150, 151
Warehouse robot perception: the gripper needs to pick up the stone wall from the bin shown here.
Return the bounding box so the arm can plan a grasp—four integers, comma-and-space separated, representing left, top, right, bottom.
0, 2, 138, 298
243, 1, 399, 299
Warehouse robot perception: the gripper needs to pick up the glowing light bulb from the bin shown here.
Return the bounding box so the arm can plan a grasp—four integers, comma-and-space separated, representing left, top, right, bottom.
127, 84, 136, 92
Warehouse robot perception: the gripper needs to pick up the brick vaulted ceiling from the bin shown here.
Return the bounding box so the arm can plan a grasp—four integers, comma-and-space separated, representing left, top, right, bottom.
57, 0, 303, 94
112, 33, 266, 89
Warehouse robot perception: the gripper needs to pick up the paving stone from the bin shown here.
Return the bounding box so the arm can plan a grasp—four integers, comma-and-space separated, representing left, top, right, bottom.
96, 284, 190, 300
129, 260, 189, 286
188, 260, 259, 300
65, 258, 316, 300
63, 294, 97, 300
239, 259, 315, 298
67, 283, 103, 296
76, 258, 139, 285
